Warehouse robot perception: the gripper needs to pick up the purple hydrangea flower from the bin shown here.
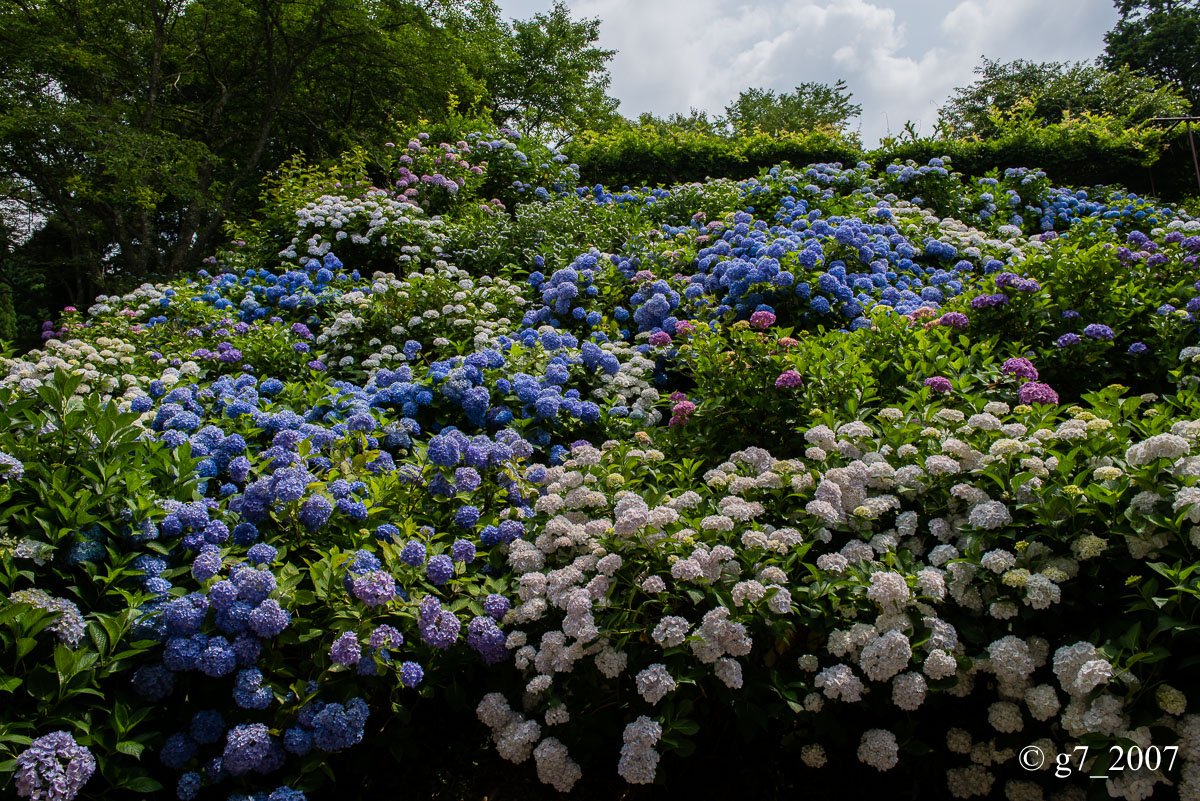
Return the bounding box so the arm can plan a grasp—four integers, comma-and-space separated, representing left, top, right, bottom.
298, 496, 333, 532
1001, 357, 1038, 380
246, 543, 277, 565
1128, 342, 1147, 355
190, 710, 225, 745
923, 376, 952, 393
1017, 382, 1059, 406
453, 505, 480, 528
311, 698, 369, 752
648, 331, 672, 347
1082, 323, 1114, 340
232, 668, 273, 710
417, 600, 460, 649
938, 311, 969, 328
450, 539, 476, 564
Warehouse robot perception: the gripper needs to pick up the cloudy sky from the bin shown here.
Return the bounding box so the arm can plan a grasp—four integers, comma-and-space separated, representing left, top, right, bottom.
494, 0, 1120, 145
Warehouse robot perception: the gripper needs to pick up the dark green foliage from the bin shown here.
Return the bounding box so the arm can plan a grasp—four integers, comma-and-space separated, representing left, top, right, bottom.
565, 126, 863, 187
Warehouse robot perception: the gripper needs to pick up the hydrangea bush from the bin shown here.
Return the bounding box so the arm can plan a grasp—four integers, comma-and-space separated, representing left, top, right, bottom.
2, 123, 1200, 799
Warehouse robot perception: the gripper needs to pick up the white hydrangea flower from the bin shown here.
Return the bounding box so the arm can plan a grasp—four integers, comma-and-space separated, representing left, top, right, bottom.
968, 501, 1012, 530
857, 729, 899, 771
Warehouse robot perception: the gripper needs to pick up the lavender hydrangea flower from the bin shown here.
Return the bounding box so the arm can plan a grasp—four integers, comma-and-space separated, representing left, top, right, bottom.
369, 624, 403, 650
191, 546, 223, 581
246, 543, 277, 565
1083, 323, 1114, 340
467, 615, 509, 664
1056, 333, 1081, 347
9, 589, 84, 648
15, 731, 95, 801
232, 668, 273, 710
417, 597, 460, 649
0, 450, 24, 481
247, 599, 291, 638
221, 723, 275, 775
351, 570, 396, 608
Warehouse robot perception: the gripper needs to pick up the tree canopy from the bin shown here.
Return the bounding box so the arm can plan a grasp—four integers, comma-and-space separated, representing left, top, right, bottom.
0, 0, 617, 321
938, 57, 1190, 138
489, 0, 619, 145
1104, 0, 1200, 111
723, 81, 862, 139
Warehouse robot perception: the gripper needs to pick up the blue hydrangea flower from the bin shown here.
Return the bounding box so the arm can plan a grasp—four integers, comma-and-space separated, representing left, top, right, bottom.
483, 594, 510, 621
247, 599, 290, 638
299, 495, 333, 532
426, 554, 454, 586
190, 710, 225, 745
450, 539, 476, 564
160, 732, 197, 769
399, 541, 426, 567
247, 543, 277, 566
221, 723, 276, 775
232, 668, 273, 710
399, 661, 424, 688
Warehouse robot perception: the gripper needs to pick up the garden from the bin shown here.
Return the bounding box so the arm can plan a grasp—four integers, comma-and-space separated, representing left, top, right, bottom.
2, 116, 1200, 801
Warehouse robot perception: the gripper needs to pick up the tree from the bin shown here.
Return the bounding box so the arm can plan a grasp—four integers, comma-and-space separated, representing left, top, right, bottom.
489, 1, 619, 146
938, 57, 1190, 138
1104, 0, 1200, 111
619, 110, 725, 137
0, 0, 507, 306
723, 81, 862, 138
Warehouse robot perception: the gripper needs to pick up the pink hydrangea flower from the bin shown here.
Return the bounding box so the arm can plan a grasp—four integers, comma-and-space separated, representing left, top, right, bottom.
749, 311, 777, 330
776, 370, 803, 388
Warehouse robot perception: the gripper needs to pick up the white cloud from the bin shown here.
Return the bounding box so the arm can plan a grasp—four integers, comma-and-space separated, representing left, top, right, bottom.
498, 0, 1119, 145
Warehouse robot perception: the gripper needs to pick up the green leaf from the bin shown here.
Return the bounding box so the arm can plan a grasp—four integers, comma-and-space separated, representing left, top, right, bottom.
120, 777, 164, 793
116, 741, 146, 758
